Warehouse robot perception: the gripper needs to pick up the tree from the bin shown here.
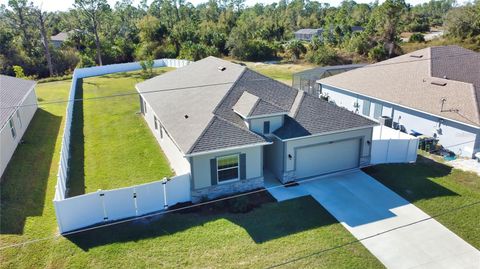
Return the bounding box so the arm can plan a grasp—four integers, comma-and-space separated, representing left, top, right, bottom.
374, 0, 407, 57
284, 39, 306, 61
444, 2, 480, 40
33, 6, 54, 76
74, 0, 110, 65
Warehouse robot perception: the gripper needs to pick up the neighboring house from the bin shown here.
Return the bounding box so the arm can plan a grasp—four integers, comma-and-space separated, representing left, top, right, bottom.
294, 26, 364, 41
318, 46, 480, 158
50, 32, 70, 48
136, 57, 376, 202
0, 75, 38, 177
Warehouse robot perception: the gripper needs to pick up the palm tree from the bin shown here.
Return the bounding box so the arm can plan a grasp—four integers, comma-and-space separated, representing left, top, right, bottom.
284, 39, 306, 61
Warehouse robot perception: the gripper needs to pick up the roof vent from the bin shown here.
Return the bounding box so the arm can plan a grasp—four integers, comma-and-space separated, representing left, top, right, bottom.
184, 115, 189, 119
218, 66, 226, 71
431, 81, 447, 86
410, 55, 423, 58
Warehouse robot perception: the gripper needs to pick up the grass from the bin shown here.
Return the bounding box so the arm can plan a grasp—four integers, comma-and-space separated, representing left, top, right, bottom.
0, 68, 382, 268
68, 69, 174, 195
363, 155, 480, 248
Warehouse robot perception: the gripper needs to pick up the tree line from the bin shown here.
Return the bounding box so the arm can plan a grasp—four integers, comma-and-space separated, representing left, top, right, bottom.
1, 0, 479, 78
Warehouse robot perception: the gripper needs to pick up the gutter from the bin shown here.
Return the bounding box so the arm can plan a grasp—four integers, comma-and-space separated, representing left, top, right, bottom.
184, 141, 272, 157
318, 82, 480, 130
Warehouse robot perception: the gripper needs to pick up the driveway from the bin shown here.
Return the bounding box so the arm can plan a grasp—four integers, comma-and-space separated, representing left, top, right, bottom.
265, 170, 480, 268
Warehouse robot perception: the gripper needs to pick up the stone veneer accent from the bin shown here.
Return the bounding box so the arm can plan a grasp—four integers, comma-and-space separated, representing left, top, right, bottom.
191, 176, 264, 203
280, 171, 296, 184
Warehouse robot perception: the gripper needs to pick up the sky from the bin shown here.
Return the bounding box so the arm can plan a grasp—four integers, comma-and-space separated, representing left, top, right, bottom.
0, 0, 436, 12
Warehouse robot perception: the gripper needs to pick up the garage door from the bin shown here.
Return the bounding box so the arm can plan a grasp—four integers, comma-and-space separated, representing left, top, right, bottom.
295, 139, 361, 179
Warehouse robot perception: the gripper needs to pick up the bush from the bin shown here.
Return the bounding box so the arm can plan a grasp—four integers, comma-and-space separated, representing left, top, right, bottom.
409, 33, 425, 43
305, 46, 338, 66
368, 44, 388, 61
179, 41, 219, 61
228, 39, 275, 61
13, 65, 26, 78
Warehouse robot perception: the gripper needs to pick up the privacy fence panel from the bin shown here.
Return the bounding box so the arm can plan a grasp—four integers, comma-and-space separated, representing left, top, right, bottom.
102, 187, 137, 222
165, 174, 191, 206
54, 192, 105, 233
370, 126, 419, 165
135, 181, 166, 216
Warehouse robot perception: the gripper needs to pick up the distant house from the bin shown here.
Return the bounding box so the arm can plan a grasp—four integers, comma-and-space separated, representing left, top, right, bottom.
136, 57, 376, 202
294, 26, 364, 41
50, 32, 70, 48
318, 46, 480, 158
0, 75, 38, 177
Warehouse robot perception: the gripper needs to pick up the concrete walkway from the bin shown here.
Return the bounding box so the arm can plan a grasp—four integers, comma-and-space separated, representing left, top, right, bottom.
265, 170, 480, 269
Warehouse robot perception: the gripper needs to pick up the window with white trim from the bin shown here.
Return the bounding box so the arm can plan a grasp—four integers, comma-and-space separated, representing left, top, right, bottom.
154, 116, 159, 130
16, 110, 22, 128
9, 119, 16, 139
217, 154, 239, 182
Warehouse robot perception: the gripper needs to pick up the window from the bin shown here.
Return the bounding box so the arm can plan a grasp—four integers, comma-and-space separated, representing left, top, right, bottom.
154, 116, 158, 130
9, 119, 16, 139
16, 110, 22, 128
217, 154, 239, 182
362, 100, 371, 116
263, 121, 270, 134
374, 103, 383, 119
144, 101, 147, 114
160, 126, 164, 139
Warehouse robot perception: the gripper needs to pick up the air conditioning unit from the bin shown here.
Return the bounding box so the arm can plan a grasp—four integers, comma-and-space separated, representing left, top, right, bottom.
379, 116, 393, 128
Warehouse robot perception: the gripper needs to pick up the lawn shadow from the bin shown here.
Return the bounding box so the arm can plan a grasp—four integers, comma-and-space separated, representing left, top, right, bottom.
67, 78, 86, 196
66, 195, 337, 251
363, 154, 459, 203
0, 109, 62, 234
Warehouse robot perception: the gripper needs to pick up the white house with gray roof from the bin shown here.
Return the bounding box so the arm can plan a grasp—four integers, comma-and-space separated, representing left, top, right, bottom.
136, 57, 376, 202
318, 46, 480, 158
0, 75, 38, 177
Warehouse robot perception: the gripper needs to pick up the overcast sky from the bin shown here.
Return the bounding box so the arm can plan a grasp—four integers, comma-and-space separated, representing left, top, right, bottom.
0, 0, 439, 12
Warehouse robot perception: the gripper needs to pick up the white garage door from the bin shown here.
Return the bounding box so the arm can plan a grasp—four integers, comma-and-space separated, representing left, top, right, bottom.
295, 139, 361, 179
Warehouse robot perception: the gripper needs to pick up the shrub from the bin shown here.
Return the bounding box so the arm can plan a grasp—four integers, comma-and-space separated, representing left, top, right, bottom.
13, 65, 26, 78
305, 46, 338, 66
409, 33, 426, 43
368, 44, 388, 62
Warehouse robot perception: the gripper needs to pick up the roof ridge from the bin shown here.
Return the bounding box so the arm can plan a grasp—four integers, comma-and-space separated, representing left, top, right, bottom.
214, 115, 267, 141
212, 67, 247, 114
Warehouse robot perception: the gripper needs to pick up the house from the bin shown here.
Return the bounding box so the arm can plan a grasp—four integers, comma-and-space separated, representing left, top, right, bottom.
294, 26, 364, 41
136, 57, 376, 202
318, 46, 480, 158
50, 32, 70, 48
0, 75, 38, 177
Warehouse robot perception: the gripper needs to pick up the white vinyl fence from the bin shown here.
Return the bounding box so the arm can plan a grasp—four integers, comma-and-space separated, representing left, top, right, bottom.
55, 174, 191, 233
53, 59, 191, 233
370, 125, 419, 164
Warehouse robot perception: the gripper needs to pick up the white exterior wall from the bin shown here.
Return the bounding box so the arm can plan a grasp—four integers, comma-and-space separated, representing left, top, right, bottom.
321, 84, 480, 157
141, 97, 190, 175
248, 115, 284, 135
0, 88, 38, 177
190, 145, 263, 189
284, 127, 373, 173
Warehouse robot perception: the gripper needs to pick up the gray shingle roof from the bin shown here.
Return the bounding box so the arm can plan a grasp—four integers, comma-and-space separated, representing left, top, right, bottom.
274, 94, 377, 139
319, 46, 480, 127
137, 57, 376, 154
0, 75, 36, 129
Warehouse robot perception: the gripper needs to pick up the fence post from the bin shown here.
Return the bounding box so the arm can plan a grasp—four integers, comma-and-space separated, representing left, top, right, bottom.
53, 200, 64, 234
162, 178, 168, 209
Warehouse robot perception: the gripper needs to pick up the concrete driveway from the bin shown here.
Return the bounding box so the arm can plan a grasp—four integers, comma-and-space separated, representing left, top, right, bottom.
265, 170, 480, 268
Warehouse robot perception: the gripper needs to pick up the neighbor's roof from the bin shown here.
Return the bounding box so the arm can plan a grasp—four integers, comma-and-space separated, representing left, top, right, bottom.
51, 32, 70, 42
294, 28, 322, 35
319, 46, 480, 127
137, 57, 376, 154
0, 75, 36, 129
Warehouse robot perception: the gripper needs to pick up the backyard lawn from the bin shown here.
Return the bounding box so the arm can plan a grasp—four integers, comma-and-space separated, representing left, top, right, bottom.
68, 69, 174, 195
244, 61, 314, 85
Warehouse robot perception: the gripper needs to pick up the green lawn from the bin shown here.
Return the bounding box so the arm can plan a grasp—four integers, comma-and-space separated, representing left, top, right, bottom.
363, 155, 480, 248
68, 69, 174, 195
